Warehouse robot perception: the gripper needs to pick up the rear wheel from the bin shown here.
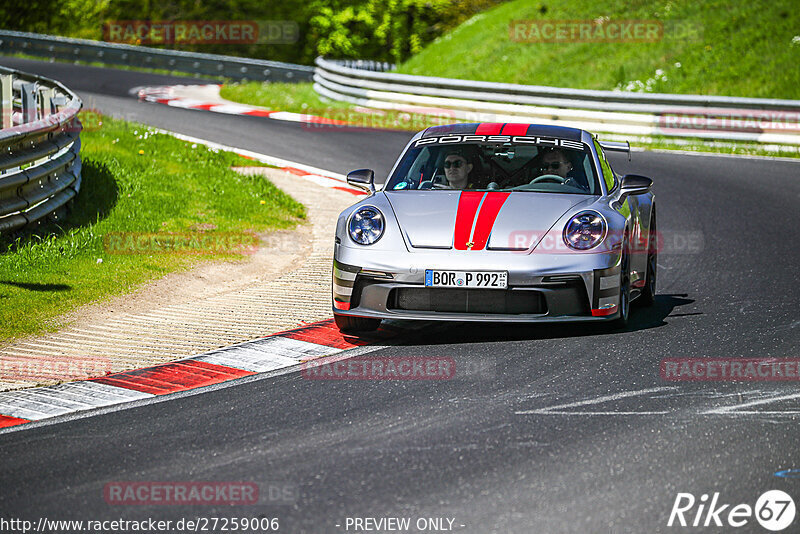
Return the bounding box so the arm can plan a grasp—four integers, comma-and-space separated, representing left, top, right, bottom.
637, 210, 657, 307
334, 313, 381, 333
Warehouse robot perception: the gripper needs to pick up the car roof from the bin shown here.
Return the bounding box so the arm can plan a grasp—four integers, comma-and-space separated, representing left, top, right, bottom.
420, 123, 585, 141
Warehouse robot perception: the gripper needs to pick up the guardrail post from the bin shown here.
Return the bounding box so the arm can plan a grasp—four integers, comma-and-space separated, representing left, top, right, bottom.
20, 82, 37, 124
0, 74, 12, 129
39, 87, 54, 117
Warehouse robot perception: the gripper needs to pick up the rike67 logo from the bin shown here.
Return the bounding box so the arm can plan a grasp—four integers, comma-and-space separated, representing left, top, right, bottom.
668, 490, 795, 531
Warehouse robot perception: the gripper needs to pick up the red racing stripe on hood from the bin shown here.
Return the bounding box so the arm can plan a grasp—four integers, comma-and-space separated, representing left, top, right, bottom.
453, 192, 485, 250
470, 192, 511, 250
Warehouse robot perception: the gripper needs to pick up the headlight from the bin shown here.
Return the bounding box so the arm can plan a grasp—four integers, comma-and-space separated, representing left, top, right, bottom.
348, 206, 385, 245
563, 211, 606, 250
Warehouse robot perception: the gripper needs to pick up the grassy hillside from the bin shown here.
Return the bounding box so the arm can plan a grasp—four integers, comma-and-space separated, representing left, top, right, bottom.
396, 0, 800, 99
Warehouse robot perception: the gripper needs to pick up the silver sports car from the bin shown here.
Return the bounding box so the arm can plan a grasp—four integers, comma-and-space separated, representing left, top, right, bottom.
332, 123, 656, 332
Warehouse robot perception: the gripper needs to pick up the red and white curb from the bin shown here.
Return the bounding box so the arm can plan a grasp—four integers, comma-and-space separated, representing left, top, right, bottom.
0, 319, 406, 431
0, 126, 382, 433
137, 84, 349, 126
151, 128, 366, 196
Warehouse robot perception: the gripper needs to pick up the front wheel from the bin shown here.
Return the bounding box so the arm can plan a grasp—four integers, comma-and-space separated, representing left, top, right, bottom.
334, 313, 381, 333
611, 250, 631, 329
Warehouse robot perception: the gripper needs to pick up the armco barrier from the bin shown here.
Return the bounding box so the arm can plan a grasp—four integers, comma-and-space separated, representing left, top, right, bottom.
313, 57, 800, 145
0, 30, 313, 83
0, 66, 82, 235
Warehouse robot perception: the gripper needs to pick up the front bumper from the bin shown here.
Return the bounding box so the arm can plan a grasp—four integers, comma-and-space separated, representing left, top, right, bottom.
332, 245, 623, 323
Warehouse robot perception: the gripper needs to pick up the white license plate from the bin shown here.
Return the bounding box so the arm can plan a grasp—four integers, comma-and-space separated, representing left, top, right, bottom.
425, 270, 508, 289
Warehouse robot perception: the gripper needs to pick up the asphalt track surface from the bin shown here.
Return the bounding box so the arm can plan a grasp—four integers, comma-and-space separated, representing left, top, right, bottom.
1, 57, 799, 533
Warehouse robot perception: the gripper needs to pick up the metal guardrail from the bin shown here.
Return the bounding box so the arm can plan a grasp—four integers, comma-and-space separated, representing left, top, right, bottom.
0, 30, 313, 83
332, 60, 394, 72
0, 65, 82, 235
314, 57, 800, 145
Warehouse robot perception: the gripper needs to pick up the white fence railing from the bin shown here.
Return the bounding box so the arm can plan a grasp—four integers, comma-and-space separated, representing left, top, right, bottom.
314, 57, 800, 146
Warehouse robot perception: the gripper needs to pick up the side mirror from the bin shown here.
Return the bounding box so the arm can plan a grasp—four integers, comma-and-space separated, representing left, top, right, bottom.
347, 169, 375, 193
619, 174, 652, 197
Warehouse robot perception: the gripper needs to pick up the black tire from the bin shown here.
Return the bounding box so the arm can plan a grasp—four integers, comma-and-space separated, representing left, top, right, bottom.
637, 209, 657, 307
334, 313, 381, 333
611, 248, 631, 329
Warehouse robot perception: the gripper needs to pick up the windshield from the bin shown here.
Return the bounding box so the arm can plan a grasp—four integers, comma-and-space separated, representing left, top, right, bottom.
385, 139, 599, 194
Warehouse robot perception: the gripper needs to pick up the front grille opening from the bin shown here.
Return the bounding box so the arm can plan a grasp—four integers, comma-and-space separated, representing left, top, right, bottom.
349, 275, 382, 309
389, 288, 547, 314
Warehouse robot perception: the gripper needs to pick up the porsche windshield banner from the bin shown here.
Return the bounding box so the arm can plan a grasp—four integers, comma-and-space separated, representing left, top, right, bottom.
413, 135, 586, 150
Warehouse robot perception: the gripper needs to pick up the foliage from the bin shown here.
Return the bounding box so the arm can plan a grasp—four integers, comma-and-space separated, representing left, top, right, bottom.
306, 0, 502, 63
0, 0, 506, 64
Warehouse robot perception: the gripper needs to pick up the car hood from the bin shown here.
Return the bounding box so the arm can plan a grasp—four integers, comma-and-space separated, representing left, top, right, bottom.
384, 191, 590, 251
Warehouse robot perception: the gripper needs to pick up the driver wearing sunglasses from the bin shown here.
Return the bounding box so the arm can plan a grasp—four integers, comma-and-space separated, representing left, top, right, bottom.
442, 149, 474, 189
537, 148, 573, 179
533, 148, 587, 191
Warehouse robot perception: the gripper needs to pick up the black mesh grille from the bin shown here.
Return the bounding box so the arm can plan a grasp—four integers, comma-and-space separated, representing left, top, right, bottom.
389, 288, 546, 314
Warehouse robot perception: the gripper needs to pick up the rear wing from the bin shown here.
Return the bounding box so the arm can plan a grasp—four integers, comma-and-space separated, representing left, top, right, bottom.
598, 140, 631, 161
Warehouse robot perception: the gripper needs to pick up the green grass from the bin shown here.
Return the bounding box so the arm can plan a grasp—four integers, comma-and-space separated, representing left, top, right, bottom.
222, 82, 346, 113
396, 0, 800, 99
0, 114, 305, 342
